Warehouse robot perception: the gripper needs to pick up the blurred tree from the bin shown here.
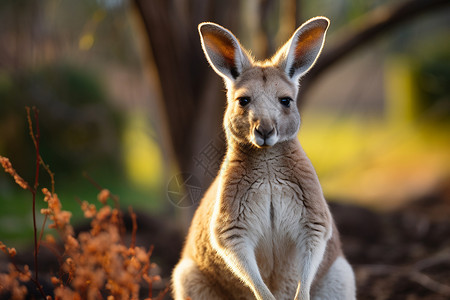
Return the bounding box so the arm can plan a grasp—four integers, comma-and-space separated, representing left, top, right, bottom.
133, 0, 241, 193
303, 0, 449, 96
0, 0, 143, 185
0, 64, 123, 183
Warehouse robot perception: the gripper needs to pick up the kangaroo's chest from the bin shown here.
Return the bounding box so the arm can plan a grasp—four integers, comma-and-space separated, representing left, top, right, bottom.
234, 172, 305, 257
238, 175, 305, 279
240, 174, 304, 232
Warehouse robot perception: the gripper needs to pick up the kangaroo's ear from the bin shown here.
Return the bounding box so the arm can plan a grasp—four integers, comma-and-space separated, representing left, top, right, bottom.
273, 17, 329, 82
199, 22, 252, 82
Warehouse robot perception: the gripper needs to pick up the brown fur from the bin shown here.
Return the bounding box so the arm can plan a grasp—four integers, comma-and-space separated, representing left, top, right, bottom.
181, 139, 343, 298
172, 17, 355, 300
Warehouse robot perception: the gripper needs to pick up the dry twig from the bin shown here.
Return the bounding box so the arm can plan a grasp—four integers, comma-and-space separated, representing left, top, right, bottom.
357, 253, 450, 297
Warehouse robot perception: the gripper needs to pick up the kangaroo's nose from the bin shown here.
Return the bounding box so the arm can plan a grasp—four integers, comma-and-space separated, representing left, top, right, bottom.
254, 125, 275, 140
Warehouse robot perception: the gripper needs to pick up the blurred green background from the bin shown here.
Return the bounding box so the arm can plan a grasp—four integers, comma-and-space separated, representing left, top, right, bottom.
0, 0, 449, 249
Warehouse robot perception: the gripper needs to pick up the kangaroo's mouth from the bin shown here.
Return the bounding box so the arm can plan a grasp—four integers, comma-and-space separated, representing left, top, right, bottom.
253, 142, 271, 148
253, 136, 268, 148
252, 130, 278, 148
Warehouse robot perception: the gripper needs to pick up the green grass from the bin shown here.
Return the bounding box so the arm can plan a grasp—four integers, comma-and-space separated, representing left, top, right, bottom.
0, 170, 165, 249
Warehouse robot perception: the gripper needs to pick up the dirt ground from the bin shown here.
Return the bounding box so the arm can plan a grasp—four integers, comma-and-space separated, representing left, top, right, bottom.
331, 179, 450, 300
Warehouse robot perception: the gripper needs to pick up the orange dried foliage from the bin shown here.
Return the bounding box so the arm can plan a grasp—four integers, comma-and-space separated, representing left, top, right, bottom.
0, 263, 31, 300
0, 156, 30, 191
0, 158, 165, 300
98, 189, 111, 205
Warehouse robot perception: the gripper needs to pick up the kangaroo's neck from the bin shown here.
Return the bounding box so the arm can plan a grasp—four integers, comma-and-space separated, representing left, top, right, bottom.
222, 135, 324, 203
223, 137, 306, 170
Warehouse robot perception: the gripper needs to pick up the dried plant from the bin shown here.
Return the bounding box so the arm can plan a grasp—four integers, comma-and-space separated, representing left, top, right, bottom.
0, 107, 166, 300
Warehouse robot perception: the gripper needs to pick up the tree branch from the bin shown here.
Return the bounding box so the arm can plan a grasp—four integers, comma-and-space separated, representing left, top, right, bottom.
301, 0, 449, 95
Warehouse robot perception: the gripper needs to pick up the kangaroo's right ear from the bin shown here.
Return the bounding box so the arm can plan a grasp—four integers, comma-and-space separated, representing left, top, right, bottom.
199, 22, 252, 82
273, 17, 329, 82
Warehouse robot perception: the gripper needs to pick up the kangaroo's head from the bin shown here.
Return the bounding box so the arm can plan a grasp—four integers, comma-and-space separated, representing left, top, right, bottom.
199, 17, 329, 148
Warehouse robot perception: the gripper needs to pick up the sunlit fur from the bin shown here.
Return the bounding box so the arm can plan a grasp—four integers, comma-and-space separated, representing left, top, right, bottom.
224, 66, 300, 148
172, 17, 356, 300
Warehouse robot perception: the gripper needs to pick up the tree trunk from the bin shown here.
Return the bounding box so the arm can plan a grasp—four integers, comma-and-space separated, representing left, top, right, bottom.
132, 0, 242, 219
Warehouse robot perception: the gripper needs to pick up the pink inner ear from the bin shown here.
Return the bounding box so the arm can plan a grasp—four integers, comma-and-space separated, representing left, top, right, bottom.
294, 26, 324, 64
203, 31, 236, 69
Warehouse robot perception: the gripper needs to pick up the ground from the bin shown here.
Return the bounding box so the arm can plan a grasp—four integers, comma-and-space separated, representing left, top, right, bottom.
2, 177, 449, 299
333, 177, 450, 300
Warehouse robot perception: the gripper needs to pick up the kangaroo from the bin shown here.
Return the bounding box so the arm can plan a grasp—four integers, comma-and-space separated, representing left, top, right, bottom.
172, 17, 356, 300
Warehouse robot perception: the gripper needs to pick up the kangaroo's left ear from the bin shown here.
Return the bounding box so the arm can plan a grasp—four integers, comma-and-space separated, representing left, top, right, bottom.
273, 17, 329, 82
198, 22, 252, 83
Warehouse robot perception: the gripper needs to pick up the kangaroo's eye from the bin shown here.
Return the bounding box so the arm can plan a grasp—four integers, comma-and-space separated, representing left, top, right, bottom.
279, 97, 292, 108
238, 97, 251, 107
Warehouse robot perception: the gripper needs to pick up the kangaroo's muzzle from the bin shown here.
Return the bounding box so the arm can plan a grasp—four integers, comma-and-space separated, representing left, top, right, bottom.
253, 123, 277, 147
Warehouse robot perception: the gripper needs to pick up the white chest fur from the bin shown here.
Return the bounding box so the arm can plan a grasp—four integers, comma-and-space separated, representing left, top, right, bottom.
232, 174, 306, 277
